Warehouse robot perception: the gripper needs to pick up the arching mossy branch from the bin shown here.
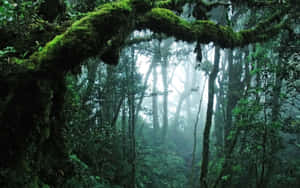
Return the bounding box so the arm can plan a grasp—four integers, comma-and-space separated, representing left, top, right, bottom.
138, 7, 287, 48
28, 0, 286, 75
30, 0, 143, 73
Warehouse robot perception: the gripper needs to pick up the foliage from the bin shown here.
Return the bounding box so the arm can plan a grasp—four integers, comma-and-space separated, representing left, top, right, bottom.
0, 0, 41, 27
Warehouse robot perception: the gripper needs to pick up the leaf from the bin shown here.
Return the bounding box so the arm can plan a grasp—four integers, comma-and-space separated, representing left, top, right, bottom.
222, 175, 230, 181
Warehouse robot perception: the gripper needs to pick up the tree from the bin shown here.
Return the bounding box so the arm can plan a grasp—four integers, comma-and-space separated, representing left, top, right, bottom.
0, 0, 292, 186
200, 45, 221, 187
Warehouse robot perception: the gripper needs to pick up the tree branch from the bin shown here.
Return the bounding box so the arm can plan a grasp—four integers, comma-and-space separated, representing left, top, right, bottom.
138, 7, 287, 47
12, 0, 286, 75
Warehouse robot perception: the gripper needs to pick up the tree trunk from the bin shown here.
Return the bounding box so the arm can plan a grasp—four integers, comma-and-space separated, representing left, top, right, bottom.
127, 47, 136, 188
152, 46, 160, 139
161, 52, 169, 143
200, 45, 221, 188
189, 77, 207, 188
135, 61, 153, 119
173, 63, 193, 131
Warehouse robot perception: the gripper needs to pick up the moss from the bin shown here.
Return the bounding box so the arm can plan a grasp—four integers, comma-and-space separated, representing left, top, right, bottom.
139, 8, 192, 41
11, 58, 36, 70
30, 0, 135, 73
139, 6, 286, 48
27, 0, 285, 74
156, 0, 173, 8
156, 0, 184, 12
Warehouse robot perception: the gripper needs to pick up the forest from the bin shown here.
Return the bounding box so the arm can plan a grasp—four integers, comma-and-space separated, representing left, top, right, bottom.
0, 0, 299, 187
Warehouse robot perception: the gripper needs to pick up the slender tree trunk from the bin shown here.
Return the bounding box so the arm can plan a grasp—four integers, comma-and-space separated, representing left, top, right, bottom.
112, 95, 125, 129
173, 63, 193, 131
224, 49, 234, 149
152, 49, 160, 138
200, 45, 221, 188
189, 77, 207, 188
214, 81, 225, 151
105, 66, 116, 125
214, 55, 227, 153
185, 63, 193, 132
121, 101, 127, 160
135, 61, 153, 119
127, 48, 136, 188
81, 60, 98, 106
174, 93, 185, 130
271, 60, 283, 122
215, 48, 252, 188
161, 56, 168, 143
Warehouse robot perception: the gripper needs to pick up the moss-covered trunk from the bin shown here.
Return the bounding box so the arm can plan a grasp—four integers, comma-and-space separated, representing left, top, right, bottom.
0, 70, 70, 187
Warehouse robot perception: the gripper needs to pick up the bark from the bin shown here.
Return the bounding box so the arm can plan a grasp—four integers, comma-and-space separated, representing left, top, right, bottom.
200, 45, 221, 188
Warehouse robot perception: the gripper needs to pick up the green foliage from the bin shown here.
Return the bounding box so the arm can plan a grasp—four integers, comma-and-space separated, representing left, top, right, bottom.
63, 153, 107, 188
0, 0, 42, 27
62, 53, 191, 188
136, 145, 187, 188
0, 46, 16, 58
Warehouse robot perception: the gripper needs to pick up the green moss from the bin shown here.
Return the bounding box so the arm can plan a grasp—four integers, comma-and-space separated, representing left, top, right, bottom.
30, 0, 135, 72
156, 0, 172, 8
11, 58, 36, 70
140, 8, 192, 41
150, 8, 189, 26
138, 5, 286, 48
156, 0, 178, 10
97, 0, 132, 12
26, 0, 285, 73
